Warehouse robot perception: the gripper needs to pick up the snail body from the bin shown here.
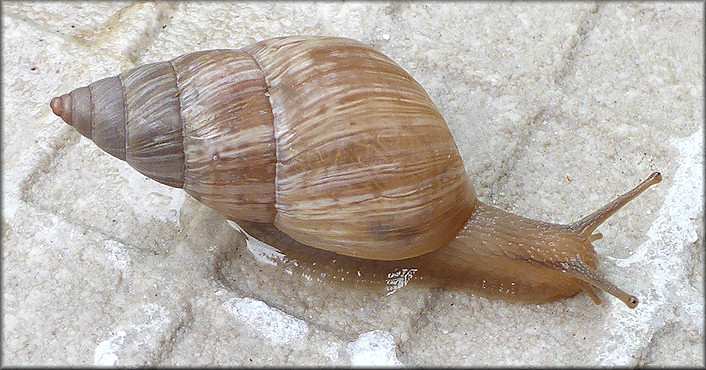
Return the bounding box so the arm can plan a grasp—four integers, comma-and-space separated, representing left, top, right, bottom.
51, 36, 660, 308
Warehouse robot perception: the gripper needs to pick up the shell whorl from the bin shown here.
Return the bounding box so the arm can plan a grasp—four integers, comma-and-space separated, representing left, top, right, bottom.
51, 36, 477, 260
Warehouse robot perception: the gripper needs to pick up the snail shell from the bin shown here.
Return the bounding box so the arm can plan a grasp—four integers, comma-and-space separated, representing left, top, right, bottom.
51, 36, 660, 308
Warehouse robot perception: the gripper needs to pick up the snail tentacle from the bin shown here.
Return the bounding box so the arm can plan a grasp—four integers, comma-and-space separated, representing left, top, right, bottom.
562, 260, 638, 308
572, 172, 662, 237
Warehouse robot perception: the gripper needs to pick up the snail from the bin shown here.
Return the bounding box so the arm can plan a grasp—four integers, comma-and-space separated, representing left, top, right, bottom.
50, 36, 661, 308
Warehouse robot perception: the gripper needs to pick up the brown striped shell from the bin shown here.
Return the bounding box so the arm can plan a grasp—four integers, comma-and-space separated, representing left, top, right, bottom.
50, 36, 476, 260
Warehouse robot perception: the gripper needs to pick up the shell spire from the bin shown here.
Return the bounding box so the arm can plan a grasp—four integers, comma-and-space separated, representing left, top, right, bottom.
51, 76, 128, 161
50, 69, 186, 188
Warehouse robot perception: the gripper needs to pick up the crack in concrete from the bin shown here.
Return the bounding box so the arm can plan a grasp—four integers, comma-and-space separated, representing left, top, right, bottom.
553, 3, 601, 86
16, 127, 78, 204
14, 196, 157, 260
394, 287, 441, 364
153, 300, 195, 365
214, 275, 355, 344
211, 247, 357, 347
488, 107, 547, 198
491, 3, 603, 194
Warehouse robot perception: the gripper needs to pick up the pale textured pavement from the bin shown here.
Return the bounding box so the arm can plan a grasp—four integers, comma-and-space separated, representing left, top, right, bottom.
2, 2, 704, 367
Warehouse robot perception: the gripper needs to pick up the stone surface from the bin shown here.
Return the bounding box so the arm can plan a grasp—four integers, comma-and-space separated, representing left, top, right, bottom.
2, 2, 703, 367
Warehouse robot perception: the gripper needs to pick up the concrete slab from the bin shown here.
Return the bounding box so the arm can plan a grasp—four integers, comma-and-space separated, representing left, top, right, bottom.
3, 2, 703, 366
